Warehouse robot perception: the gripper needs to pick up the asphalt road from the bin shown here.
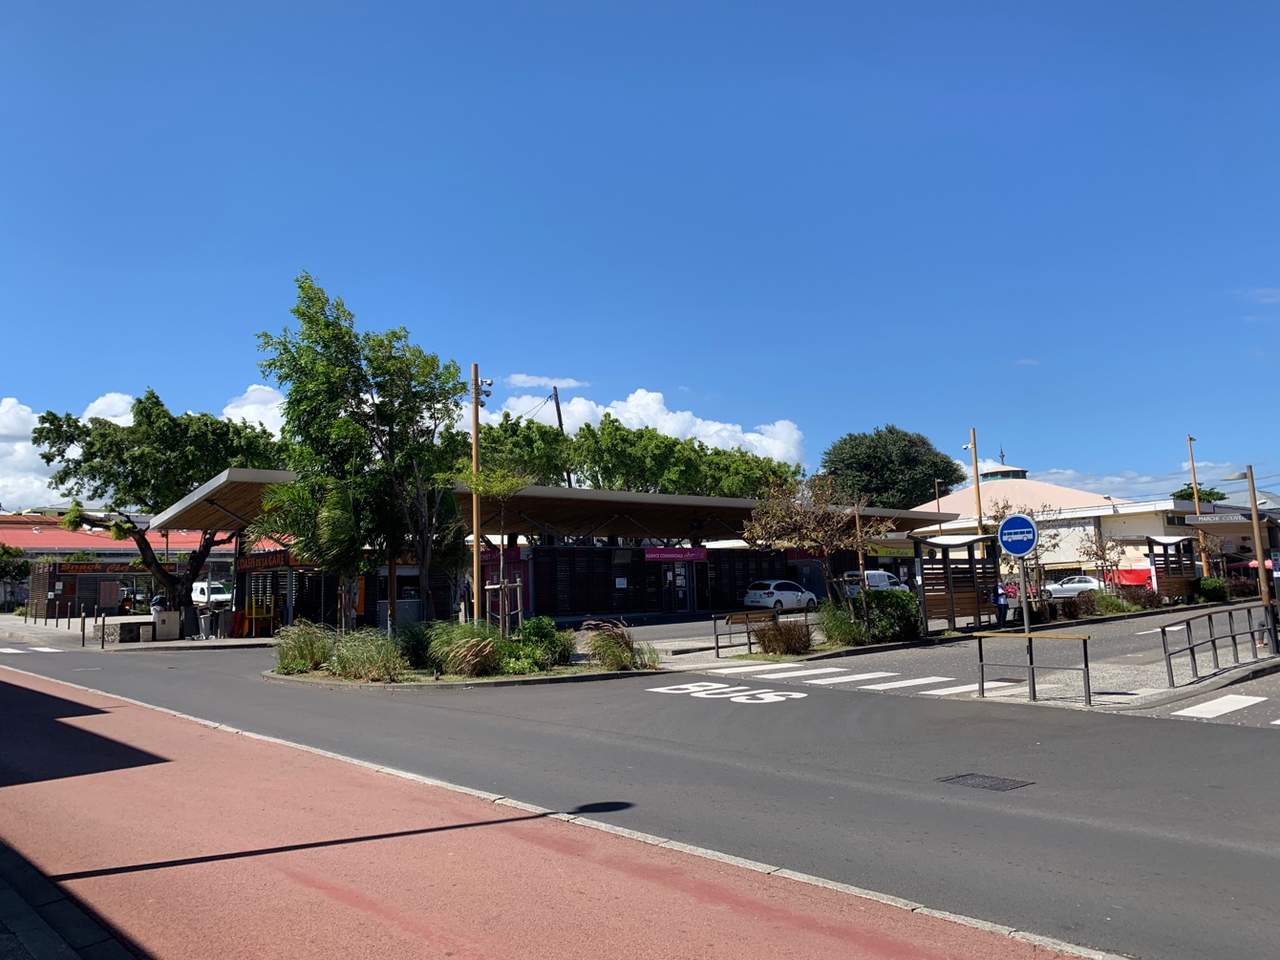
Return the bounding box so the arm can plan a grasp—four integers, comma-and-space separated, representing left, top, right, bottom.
3, 647, 1279, 960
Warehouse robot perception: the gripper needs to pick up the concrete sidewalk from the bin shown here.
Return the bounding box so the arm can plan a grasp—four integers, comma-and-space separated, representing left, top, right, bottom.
0, 667, 1084, 960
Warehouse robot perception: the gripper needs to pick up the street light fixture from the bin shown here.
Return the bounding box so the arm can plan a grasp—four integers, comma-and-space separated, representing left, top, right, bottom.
1223, 467, 1272, 610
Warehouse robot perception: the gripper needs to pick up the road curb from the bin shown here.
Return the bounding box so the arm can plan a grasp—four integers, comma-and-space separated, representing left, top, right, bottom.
1108, 656, 1280, 711
0, 661, 1134, 960
260, 667, 664, 692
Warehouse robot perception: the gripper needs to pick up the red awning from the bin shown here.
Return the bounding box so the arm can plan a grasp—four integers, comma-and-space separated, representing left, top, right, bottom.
1108, 569, 1154, 586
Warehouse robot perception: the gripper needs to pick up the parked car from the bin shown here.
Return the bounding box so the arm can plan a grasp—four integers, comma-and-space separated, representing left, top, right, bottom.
840, 570, 910, 597
1041, 576, 1102, 599
744, 580, 818, 612
191, 580, 233, 607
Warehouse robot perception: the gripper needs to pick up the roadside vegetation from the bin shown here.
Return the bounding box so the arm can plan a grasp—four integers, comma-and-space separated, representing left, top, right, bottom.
272, 615, 657, 684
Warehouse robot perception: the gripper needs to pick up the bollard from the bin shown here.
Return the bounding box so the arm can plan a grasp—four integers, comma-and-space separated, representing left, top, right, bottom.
81, 606, 86, 647
43, 601, 49, 626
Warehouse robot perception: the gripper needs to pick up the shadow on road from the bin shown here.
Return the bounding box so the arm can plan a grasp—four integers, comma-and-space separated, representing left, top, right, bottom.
0, 836, 155, 958
0, 678, 168, 788
50, 800, 635, 883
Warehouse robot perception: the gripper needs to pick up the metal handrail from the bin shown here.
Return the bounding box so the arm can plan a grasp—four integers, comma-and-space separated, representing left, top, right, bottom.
974, 630, 1092, 706
1159, 602, 1278, 688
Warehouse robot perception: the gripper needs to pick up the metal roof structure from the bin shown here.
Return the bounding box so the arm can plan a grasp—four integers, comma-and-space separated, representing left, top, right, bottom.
150, 468, 298, 532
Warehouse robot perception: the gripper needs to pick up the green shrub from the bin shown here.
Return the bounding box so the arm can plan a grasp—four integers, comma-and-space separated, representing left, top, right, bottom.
517, 615, 558, 644
755, 620, 812, 655
328, 628, 409, 682
1117, 585, 1160, 609
864, 590, 922, 643
1094, 592, 1138, 615
817, 600, 867, 646
428, 622, 501, 677
12, 605, 27, 618
275, 620, 336, 675
1228, 576, 1259, 599
1193, 577, 1228, 604
584, 620, 658, 671
1074, 590, 1098, 616
514, 616, 577, 669
394, 622, 440, 671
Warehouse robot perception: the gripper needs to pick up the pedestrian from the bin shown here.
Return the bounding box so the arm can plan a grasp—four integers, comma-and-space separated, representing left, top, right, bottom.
991, 579, 1009, 627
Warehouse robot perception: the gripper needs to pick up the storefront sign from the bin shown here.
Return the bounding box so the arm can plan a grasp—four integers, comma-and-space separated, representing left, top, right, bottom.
867, 543, 915, 558
643, 547, 707, 562
1186, 514, 1249, 525
238, 549, 294, 572
55, 562, 182, 574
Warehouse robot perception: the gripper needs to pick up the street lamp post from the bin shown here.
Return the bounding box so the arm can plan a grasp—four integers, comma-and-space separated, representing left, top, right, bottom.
470, 364, 492, 623
1187, 434, 1211, 577
963, 428, 984, 559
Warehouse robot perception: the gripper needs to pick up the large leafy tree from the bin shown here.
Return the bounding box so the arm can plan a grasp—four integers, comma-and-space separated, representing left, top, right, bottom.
258, 273, 467, 621
821, 424, 965, 509
31, 390, 281, 613
479, 413, 573, 487
1170, 484, 1227, 503
0, 544, 30, 585
572, 414, 797, 497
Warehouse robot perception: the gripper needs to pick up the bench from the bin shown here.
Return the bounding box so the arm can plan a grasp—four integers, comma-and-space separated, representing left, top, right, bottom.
713, 609, 778, 658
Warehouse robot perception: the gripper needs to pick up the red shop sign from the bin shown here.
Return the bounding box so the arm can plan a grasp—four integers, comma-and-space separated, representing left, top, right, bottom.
643, 547, 708, 562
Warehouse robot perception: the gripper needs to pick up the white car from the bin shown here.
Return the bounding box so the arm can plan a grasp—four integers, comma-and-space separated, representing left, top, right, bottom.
1042, 576, 1102, 599
744, 580, 818, 612
841, 570, 910, 596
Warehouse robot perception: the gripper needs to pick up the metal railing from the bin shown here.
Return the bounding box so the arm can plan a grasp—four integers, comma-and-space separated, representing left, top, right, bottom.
1159, 602, 1278, 688
975, 631, 1092, 706
712, 608, 812, 658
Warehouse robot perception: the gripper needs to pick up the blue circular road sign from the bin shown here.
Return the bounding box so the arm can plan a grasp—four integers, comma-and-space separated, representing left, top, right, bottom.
997, 514, 1039, 557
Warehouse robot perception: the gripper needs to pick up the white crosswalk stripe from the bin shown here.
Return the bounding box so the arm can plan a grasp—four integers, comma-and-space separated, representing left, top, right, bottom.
31, 647, 62, 653
752, 667, 847, 680
1172, 695, 1268, 719
859, 676, 954, 691
0, 648, 25, 654
920, 681, 1018, 696
804, 671, 898, 685
708, 663, 790, 674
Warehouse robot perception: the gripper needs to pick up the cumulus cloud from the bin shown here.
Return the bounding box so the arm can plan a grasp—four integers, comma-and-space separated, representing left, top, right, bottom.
0, 398, 53, 509
82, 392, 135, 425
492, 387, 804, 463
222, 384, 285, 434
505, 373, 591, 390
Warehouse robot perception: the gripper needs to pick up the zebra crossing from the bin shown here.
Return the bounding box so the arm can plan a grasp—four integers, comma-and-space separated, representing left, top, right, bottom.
0, 645, 64, 654
699, 661, 1023, 700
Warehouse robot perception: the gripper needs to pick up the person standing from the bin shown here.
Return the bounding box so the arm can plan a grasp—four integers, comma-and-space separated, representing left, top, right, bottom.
991, 579, 1010, 627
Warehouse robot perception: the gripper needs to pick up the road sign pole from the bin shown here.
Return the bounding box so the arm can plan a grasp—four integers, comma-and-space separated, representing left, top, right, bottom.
1019, 557, 1035, 700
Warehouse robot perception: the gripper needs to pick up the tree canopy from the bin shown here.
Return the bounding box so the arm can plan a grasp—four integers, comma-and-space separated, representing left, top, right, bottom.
257, 273, 468, 619
31, 390, 281, 608
1170, 484, 1227, 503
0, 544, 30, 584
479, 412, 799, 498
821, 424, 965, 509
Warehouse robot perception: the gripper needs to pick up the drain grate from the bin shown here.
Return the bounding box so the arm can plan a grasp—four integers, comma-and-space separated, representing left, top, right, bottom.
937, 773, 1034, 792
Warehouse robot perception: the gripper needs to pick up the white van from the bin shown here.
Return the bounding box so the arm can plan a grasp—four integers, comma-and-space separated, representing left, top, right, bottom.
190, 581, 233, 607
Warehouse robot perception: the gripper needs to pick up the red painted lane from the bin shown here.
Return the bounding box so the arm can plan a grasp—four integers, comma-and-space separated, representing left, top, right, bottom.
0, 668, 1071, 960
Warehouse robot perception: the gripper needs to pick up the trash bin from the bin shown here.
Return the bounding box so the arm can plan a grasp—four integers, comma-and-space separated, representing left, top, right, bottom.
198, 611, 213, 637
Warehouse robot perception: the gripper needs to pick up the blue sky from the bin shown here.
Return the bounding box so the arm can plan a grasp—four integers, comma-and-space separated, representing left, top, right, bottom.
2, 3, 1278, 507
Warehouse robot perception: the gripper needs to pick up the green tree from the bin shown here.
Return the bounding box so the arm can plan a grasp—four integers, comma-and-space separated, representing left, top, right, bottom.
460, 464, 531, 613
1170, 484, 1227, 503
821, 425, 965, 509
259, 273, 468, 621
479, 413, 573, 487
0, 544, 30, 584
32, 390, 280, 618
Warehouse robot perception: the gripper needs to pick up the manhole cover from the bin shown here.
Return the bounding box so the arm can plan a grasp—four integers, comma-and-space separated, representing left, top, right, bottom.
937, 773, 1034, 792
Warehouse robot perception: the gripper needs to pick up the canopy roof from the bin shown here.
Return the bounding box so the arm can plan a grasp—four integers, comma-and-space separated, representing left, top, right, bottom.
150, 468, 298, 531
456, 485, 954, 540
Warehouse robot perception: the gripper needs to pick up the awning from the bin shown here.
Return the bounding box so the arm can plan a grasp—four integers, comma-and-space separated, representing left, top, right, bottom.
150, 468, 297, 531
454, 484, 955, 539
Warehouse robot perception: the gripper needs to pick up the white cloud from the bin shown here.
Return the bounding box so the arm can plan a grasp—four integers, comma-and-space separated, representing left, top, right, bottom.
222, 384, 285, 434
82, 392, 135, 426
493, 387, 804, 463
0, 397, 38, 441
504, 373, 591, 390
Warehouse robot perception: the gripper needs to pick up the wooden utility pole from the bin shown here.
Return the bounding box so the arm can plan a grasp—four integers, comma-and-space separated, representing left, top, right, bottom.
471, 363, 482, 623
1245, 465, 1272, 607
551, 385, 572, 487
967, 428, 984, 557
934, 479, 944, 536
1186, 434, 1211, 577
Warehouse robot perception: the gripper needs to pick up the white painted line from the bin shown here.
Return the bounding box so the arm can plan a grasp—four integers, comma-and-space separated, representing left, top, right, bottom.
0, 648, 25, 654
859, 676, 954, 691
1172, 694, 1268, 719
920, 681, 1017, 696
1133, 627, 1163, 636
707, 663, 790, 674
1271, 719, 1280, 726
984, 683, 1057, 697
805, 671, 897, 685
30, 647, 62, 653
752, 667, 846, 680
